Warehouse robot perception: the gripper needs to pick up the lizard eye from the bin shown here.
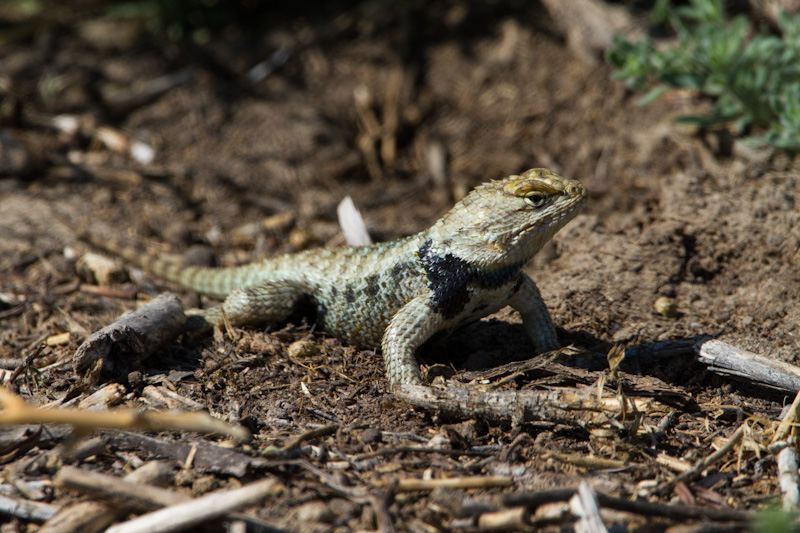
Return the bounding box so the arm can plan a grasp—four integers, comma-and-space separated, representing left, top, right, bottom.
523, 193, 548, 208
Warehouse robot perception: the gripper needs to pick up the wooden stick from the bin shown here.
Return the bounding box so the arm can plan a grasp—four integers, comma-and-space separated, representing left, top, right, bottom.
696, 339, 800, 392
395, 476, 512, 492
54, 465, 187, 511
777, 446, 800, 511
503, 488, 753, 522
0, 494, 58, 523
656, 425, 746, 495
79, 285, 138, 300
394, 383, 653, 424
37, 501, 116, 533
773, 388, 800, 444
569, 482, 608, 533
41, 461, 176, 533
476, 507, 528, 530
73, 293, 186, 379
105, 478, 278, 533
104, 431, 266, 476
0, 387, 250, 442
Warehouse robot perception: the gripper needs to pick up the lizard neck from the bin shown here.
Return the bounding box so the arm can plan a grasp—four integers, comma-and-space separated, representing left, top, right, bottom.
419, 224, 546, 271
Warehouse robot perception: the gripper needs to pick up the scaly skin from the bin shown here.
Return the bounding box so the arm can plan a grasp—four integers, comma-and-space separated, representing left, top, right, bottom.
92, 169, 587, 385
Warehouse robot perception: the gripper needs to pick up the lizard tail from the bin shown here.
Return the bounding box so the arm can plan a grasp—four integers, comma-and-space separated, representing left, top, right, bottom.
83, 233, 229, 299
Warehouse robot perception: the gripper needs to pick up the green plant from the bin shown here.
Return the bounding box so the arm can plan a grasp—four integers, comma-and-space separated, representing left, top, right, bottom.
607, 0, 800, 151
754, 507, 798, 533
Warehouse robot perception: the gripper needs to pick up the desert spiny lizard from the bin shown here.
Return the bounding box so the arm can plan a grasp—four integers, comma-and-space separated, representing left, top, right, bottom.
90, 168, 587, 385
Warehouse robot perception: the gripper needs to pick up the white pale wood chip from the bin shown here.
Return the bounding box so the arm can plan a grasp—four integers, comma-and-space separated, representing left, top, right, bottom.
697, 339, 800, 392
0, 494, 58, 523
130, 140, 155, 165
337, 195, 372, 247
77, 383, 127, 410
76, 252, 127, 286
569, 482, 608, 533
778, 446, 800, 511
425, 141, 447, 187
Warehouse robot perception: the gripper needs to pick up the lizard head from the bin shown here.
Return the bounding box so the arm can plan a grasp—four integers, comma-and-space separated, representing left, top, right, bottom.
431, 168, 587, 268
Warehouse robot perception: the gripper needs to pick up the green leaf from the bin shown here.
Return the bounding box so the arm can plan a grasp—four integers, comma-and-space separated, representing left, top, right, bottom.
674, 114, 738, 127
607, 1, 800, 151
638, 85, 672, 105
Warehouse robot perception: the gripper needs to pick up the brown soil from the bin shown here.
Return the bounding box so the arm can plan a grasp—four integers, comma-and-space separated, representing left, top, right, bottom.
0, 1, 798, 531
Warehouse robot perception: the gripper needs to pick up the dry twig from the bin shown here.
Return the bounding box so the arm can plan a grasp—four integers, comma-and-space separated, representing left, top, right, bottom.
40, 461, 176, 533
654, 424, 746, 496
773, 388, 800, 444
394, 475, 512, 492
73, 293, 186, 380
775, 444, 800, 511
0, 494, 58, 523
0, 387, 250, 442
696, 339, 800, 392
570, 482, 608, 533
54, 465, 187, 511
104, 477, 278, 533
104, 432, 266, 476
394, 383, 656, 426
298, 460, 394, 533
504, 488, 753, 522
265, 423, 339, 457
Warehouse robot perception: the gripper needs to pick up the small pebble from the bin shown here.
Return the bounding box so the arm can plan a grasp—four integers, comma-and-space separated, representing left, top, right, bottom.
287, 339, 318, 359
654, 296, 678, 318
127, 371, 143, 387
289, 227, 319, 250
361, 427, 383, 444
295, 501, 334, 523
192, 474, 218, 495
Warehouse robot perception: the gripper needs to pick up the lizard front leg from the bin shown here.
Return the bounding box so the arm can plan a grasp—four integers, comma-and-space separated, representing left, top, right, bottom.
187, 280, 309, 332
507, 272, 560, 353
381, 295, 444, 385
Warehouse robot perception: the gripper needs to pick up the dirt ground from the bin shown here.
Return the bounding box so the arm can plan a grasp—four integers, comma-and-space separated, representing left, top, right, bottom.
1, 1, 799, 531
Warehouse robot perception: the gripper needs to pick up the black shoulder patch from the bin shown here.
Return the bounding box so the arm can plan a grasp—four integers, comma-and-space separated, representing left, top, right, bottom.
418, 240, 472, 319
418, 240, 526, 319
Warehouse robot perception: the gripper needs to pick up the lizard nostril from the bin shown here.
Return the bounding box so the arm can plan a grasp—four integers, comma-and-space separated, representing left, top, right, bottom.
566, 184, 584, 197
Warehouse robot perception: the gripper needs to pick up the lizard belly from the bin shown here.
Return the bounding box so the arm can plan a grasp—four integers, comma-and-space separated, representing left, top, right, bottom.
439, 283, 516, 332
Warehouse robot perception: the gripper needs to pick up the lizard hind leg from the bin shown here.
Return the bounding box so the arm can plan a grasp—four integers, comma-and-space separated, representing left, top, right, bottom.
186, 280, 311, 333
